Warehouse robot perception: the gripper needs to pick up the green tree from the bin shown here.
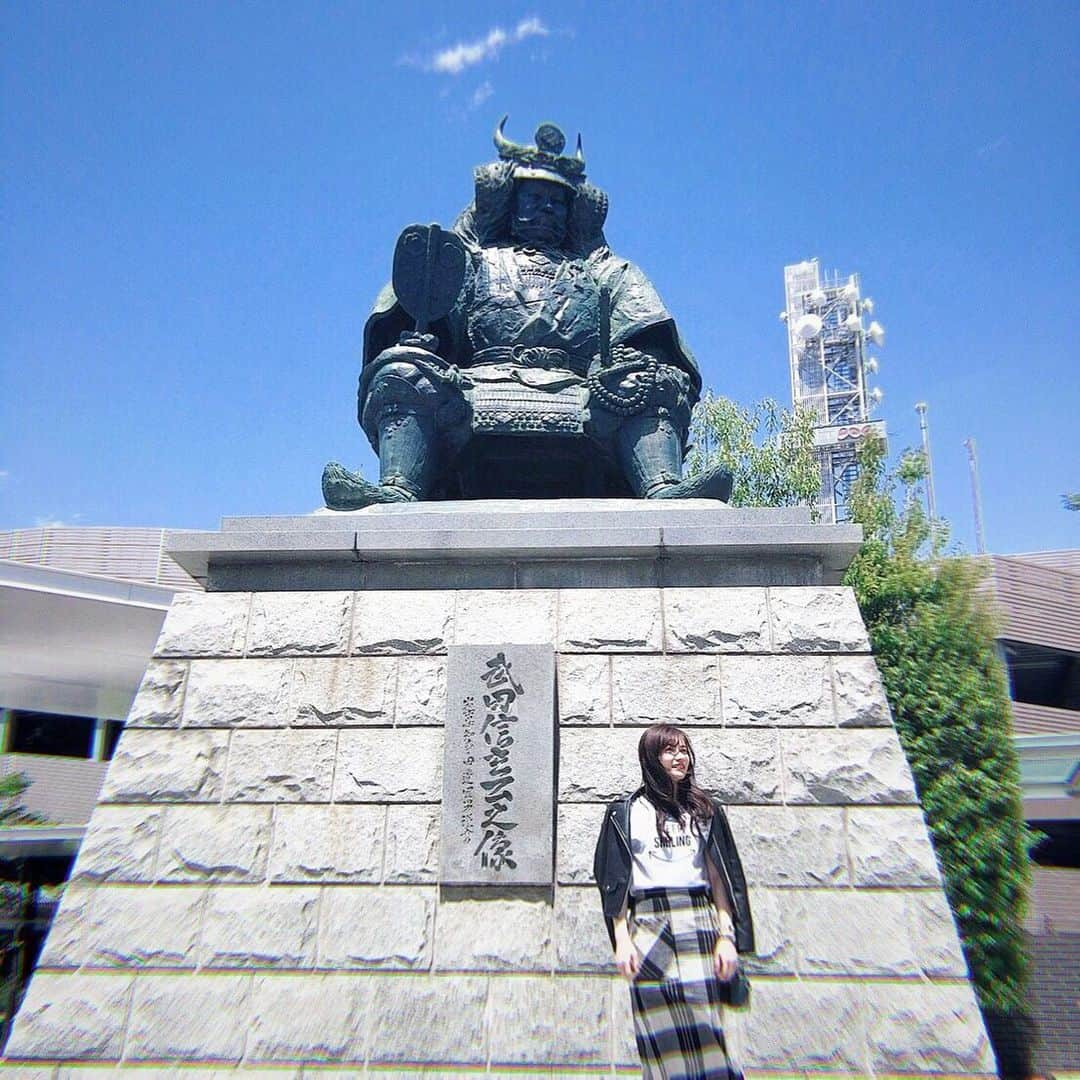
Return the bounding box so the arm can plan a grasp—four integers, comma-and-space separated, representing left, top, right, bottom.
691, 398, 1034, 1059
1062, 492, 1080, 511
0, 773, 43, 826
686, 393, 820, 510
844, 438, 1032, 1015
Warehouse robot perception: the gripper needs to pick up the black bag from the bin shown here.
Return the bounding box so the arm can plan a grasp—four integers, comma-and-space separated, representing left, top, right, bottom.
719, 967, 751, 1008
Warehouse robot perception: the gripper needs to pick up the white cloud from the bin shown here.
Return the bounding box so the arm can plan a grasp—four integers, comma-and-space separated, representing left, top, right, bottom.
514, 16, 547, 38
470, 81, 494, 109
429, 17, 548, 75
31, 512, 82, 528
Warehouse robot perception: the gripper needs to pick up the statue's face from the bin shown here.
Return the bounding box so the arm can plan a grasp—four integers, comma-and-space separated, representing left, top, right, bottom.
511, 179, 571, 247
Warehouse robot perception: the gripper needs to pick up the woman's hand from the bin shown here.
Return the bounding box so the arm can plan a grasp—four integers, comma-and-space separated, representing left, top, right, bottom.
713, 937, 738, 982
614, 936, 641, 980
612, 910, 640, 980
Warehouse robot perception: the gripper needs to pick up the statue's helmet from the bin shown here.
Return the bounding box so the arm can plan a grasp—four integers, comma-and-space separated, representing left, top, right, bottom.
454, 116, 609, 256
492, 116, 585, 191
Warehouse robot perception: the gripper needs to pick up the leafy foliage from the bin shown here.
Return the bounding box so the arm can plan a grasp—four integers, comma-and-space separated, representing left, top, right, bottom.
686, 394, 820, 511
0, 773, 44, 826
678, 398, 1033, 1012
1063, 492, 1080, 511
845, 438, 1032, 1012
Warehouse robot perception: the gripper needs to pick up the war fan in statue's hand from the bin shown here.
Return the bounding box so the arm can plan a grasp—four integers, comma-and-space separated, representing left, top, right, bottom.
392, 224, 467, 351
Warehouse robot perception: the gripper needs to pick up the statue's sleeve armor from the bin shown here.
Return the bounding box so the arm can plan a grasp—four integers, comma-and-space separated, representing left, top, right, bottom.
594, 255, 702, 401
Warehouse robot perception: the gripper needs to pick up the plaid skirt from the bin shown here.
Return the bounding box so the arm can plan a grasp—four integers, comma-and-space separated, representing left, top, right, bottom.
629, 888, 743, 1080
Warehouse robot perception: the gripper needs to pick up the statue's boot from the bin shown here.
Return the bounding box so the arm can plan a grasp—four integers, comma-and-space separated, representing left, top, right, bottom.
616, 415, 732, 503
648, 461, 733, 501
321, 462, 414, 509
322, 411, 436, 510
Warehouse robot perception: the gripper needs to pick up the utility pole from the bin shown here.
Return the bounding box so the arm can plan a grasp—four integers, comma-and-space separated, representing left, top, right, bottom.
915, 402, 937, 520
964, 437, 987, 554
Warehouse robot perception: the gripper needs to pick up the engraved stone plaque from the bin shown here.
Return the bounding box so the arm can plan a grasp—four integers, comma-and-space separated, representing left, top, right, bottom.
441, 644, 556, 885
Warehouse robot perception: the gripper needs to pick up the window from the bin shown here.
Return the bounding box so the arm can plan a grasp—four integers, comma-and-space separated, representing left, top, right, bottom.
1002, 641, 1080, 711
6, 712, 95, 759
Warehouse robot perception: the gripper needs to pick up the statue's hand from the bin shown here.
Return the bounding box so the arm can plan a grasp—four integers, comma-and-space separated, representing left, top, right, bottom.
398, 329, 440, 351
372, 342, 447, 369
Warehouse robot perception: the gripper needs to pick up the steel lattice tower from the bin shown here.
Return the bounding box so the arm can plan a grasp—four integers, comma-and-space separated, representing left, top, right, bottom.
782, 259, 886, 522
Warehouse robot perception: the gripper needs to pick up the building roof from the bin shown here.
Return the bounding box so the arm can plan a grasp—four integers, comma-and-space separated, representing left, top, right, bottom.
0, 526, 200, 591
989, 552, 1080, 654
0, 558, 176, 720
1004, 549, 1080, 574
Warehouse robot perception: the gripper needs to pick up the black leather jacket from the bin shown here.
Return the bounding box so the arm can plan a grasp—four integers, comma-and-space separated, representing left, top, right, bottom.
592, 788, 755, 954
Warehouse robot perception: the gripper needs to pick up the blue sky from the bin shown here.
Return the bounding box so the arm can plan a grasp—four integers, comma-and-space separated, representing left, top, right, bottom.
2, 1, 1077, 554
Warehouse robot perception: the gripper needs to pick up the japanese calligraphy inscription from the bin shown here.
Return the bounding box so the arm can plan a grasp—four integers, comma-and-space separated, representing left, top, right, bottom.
441, 644, 556, 886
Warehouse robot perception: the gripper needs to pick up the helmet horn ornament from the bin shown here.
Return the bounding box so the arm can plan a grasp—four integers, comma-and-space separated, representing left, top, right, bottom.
493, 115, 514, 156
492, 115, 587, 183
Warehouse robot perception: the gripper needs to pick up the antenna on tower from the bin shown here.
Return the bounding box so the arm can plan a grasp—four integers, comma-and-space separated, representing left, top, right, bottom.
964, 438, 987, 554
915, 402, 937, 521
782, 259, 887, 522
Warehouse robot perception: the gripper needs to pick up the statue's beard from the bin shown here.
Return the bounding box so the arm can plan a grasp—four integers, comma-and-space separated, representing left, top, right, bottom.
511, 215, 566, 248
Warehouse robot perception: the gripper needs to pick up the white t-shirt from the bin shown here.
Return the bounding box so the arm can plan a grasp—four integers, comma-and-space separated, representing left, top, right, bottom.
629, 795, 708, 894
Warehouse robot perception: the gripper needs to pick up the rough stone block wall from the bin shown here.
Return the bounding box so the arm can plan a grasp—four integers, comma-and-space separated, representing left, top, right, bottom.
3, 586, 996, 1076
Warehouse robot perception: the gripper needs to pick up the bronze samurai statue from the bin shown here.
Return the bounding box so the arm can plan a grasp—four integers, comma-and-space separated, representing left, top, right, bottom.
322, 118, 731, 506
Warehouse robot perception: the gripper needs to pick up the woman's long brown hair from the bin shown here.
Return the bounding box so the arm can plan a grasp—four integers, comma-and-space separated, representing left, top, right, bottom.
637, 724, 714, 840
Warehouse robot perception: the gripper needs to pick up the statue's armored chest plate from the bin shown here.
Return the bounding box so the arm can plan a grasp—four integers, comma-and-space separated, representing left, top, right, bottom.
466, 246, 601, 366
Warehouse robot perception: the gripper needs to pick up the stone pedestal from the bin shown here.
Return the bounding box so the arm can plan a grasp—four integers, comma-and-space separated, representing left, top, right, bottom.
2, 503, 996, 1077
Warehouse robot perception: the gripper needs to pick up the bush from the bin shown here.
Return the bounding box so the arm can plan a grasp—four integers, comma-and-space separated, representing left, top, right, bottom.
845, 439, 1033, 1014
689, 400, 1035, 1021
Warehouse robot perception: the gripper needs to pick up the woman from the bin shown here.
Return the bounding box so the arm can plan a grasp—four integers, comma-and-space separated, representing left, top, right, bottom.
593, 724, 754, 1080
